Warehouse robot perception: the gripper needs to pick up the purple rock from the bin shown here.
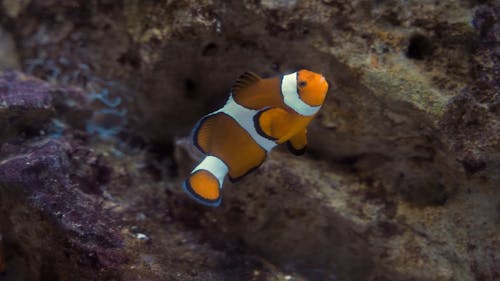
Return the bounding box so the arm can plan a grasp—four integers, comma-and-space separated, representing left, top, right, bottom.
0, 137, 127, 270
0, 71, 53, 109
471, 4, 499, 103
473, 5, 500, 42
0, 71, 55, 142
0, 71, 90, 143
440, 4, 500, 181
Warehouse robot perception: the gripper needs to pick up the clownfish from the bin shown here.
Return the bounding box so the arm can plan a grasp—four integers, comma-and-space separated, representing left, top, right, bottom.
182, 69, 329, 207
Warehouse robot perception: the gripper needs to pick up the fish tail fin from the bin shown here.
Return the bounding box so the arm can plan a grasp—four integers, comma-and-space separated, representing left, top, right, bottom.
182, 156, 228, 207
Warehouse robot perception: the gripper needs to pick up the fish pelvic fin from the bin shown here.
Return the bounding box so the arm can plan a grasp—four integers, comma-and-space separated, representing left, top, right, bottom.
287, 129, 307, 155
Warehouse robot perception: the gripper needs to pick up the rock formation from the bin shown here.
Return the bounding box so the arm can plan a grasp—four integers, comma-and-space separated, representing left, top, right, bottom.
0, 1, 498, 280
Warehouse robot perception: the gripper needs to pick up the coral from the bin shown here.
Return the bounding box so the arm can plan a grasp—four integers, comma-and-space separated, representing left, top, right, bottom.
85, 86, 128, 139
24, 55, 129, 139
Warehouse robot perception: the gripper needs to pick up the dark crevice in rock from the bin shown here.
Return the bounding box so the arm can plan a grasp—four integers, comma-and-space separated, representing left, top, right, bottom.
406, 34, 434, 60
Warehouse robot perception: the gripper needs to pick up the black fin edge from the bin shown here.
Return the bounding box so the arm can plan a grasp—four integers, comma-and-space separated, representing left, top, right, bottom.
191, 115, 207, 154
182, 172, 221, 207
192, 113, 220, 154
287, 141, 306, 156
253, 108, 278, 141
227, 153, 267, 182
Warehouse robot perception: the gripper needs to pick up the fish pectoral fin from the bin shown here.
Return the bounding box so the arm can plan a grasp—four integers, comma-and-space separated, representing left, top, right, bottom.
231, 71, 261, 94
287, 129, 307, 155
254, 107, 291, 142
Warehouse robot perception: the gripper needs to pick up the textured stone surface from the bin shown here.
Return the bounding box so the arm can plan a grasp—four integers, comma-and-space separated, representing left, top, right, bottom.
0, 135, 298, 281
0, 137, 127, 280
440, 4, 500, 183
0, 71, 90, 143
0, 71, 53, 108
0, 234, 5, 274
0, 71, 55, 142
174, 137, 500, 281
0, 28, 19, 70
0, 1, 498, 281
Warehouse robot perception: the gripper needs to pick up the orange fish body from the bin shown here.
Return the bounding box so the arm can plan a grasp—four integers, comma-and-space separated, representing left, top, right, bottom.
183, 69, 329, 207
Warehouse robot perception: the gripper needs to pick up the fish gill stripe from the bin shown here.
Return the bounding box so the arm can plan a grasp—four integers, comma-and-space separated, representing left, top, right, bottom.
214, 95, 277, 152
281, 72, 321, 116
191, 155, 228, 188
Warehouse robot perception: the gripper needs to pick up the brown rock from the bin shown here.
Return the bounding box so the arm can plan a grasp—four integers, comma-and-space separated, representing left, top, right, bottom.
1, 1, 498, 280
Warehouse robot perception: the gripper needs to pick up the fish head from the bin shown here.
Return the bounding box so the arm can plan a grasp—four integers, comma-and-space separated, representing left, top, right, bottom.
296, 69, 329, 107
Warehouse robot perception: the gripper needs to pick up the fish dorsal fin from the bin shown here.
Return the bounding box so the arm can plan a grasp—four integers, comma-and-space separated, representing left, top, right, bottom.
231, 72, 261, 94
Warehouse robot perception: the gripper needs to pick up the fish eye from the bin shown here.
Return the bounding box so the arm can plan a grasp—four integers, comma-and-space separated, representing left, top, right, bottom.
298, 81, 307, 88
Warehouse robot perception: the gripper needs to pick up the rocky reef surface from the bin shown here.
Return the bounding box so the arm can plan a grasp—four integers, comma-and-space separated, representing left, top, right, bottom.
0, 1, 499, 281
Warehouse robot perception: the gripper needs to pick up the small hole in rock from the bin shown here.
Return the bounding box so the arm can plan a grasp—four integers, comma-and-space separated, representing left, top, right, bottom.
117, 51, 141, 69
184, 78, 197, 99
202, 42, 218, 56
461, 157, 486, 175
406, 34, 434, 60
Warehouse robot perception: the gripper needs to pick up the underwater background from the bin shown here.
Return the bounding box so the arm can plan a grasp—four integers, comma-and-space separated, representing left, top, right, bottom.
0, 1, 499, 280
